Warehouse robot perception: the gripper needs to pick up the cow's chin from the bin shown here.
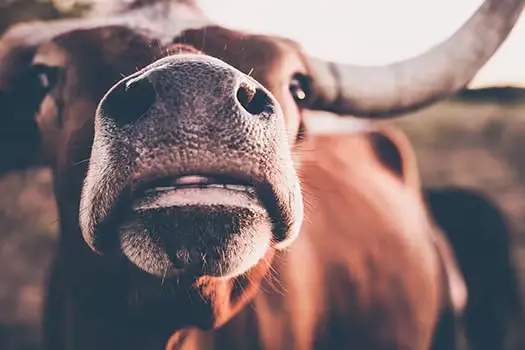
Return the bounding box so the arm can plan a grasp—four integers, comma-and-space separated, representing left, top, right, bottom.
117, 186, 273, 279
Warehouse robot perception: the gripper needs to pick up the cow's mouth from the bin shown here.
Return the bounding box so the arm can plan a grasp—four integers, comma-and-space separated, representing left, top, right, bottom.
116, 174, 276, 279
131, 175, 259, 211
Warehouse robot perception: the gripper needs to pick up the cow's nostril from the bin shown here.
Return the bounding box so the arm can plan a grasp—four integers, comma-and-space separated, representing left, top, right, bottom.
102, 77, 156, 125
236, 82, 272, 115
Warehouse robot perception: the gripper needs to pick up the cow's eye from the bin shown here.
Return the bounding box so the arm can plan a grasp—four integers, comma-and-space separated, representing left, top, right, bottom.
289, 73, 311, 107
32, 64, 60, 92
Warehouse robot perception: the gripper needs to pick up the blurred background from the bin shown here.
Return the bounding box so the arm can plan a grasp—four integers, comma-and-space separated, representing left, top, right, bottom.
1, 0, 525, 349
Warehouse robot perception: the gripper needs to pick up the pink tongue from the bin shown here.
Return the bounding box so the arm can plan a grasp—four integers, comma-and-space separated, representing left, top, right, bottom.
174, 175, 213, 185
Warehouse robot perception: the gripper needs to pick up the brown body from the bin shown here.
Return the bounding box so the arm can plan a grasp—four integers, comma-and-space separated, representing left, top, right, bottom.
168, 133, 458, 350
0, 1, 521, 349
42, 130, 460, 350
40, 125, 465, 350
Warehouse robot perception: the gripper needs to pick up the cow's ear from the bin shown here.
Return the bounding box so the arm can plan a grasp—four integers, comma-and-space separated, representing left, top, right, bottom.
367, 127, 421, 191
0, 23, 52, 174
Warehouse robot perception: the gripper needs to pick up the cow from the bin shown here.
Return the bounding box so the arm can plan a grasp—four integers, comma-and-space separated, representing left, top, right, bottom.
0, 0, 522, 349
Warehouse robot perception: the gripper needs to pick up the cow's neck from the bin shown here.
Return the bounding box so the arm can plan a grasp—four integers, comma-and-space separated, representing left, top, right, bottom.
162, 243, 314, 350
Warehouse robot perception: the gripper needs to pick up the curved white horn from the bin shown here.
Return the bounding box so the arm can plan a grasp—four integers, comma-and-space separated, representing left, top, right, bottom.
307, 0, 524, 118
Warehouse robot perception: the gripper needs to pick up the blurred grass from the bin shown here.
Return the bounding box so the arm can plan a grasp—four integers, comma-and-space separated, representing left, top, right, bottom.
393, 88, 525, 237
0, 169, 57, 349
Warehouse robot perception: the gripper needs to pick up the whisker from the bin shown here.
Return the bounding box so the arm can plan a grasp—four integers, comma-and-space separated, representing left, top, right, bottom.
201, 27, 207, 52
161, 266, 168, 287
240, 276, 259, 313
72, 158, 90, 166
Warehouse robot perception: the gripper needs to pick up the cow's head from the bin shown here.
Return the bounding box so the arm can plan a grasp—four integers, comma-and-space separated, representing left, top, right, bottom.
0, 0, 520, 338
0, 23, 317, 334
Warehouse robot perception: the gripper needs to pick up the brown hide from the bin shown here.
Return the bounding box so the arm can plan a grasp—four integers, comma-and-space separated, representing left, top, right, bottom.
166, 132, 448, 349
369, 128, 467, 316
0, 23, 464, 350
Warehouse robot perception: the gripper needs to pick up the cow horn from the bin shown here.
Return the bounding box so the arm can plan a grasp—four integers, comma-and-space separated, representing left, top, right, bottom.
306, 0, 524, 118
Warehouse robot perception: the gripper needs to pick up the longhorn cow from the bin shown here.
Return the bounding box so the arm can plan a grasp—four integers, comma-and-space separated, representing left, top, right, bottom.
0, 1, 522, 349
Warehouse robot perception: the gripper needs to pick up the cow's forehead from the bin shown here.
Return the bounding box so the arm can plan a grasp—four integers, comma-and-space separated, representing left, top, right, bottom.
172, 26, 307, 84
49, 26, 163, 67
41, 25, 305, 86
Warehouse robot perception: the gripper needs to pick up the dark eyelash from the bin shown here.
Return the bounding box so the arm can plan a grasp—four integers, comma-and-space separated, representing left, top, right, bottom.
295, 120, 306, 144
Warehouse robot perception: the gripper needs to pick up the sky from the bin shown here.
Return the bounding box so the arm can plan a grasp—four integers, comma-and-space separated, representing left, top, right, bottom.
198, 0, 525, 89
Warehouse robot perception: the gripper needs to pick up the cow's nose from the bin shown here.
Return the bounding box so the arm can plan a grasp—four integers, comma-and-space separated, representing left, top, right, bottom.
99, 56, 278, 129
235, 81, 273, 116
101, 76, 157, 126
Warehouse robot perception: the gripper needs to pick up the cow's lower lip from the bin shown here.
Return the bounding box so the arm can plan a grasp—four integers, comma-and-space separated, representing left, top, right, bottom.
117, 175, 274, 279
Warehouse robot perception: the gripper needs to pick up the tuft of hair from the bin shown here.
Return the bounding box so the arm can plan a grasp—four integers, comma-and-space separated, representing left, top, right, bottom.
168, 43, 202, 55
89, 0, 200, 16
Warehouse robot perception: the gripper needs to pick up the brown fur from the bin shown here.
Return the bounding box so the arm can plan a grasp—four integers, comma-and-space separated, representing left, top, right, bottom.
0, 22, 465, 350
369, 128, 467, 315
165, 133, 447, 349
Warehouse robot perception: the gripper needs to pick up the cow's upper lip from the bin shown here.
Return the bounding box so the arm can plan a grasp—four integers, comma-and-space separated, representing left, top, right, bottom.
130, 174, 261, 211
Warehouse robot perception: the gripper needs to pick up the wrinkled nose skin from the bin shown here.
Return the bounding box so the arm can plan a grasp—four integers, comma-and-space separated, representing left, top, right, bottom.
102, 54, 277, 131
79, 54, 303, 280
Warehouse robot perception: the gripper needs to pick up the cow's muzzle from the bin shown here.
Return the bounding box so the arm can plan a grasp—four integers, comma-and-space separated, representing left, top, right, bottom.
78, 54, 303, 279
